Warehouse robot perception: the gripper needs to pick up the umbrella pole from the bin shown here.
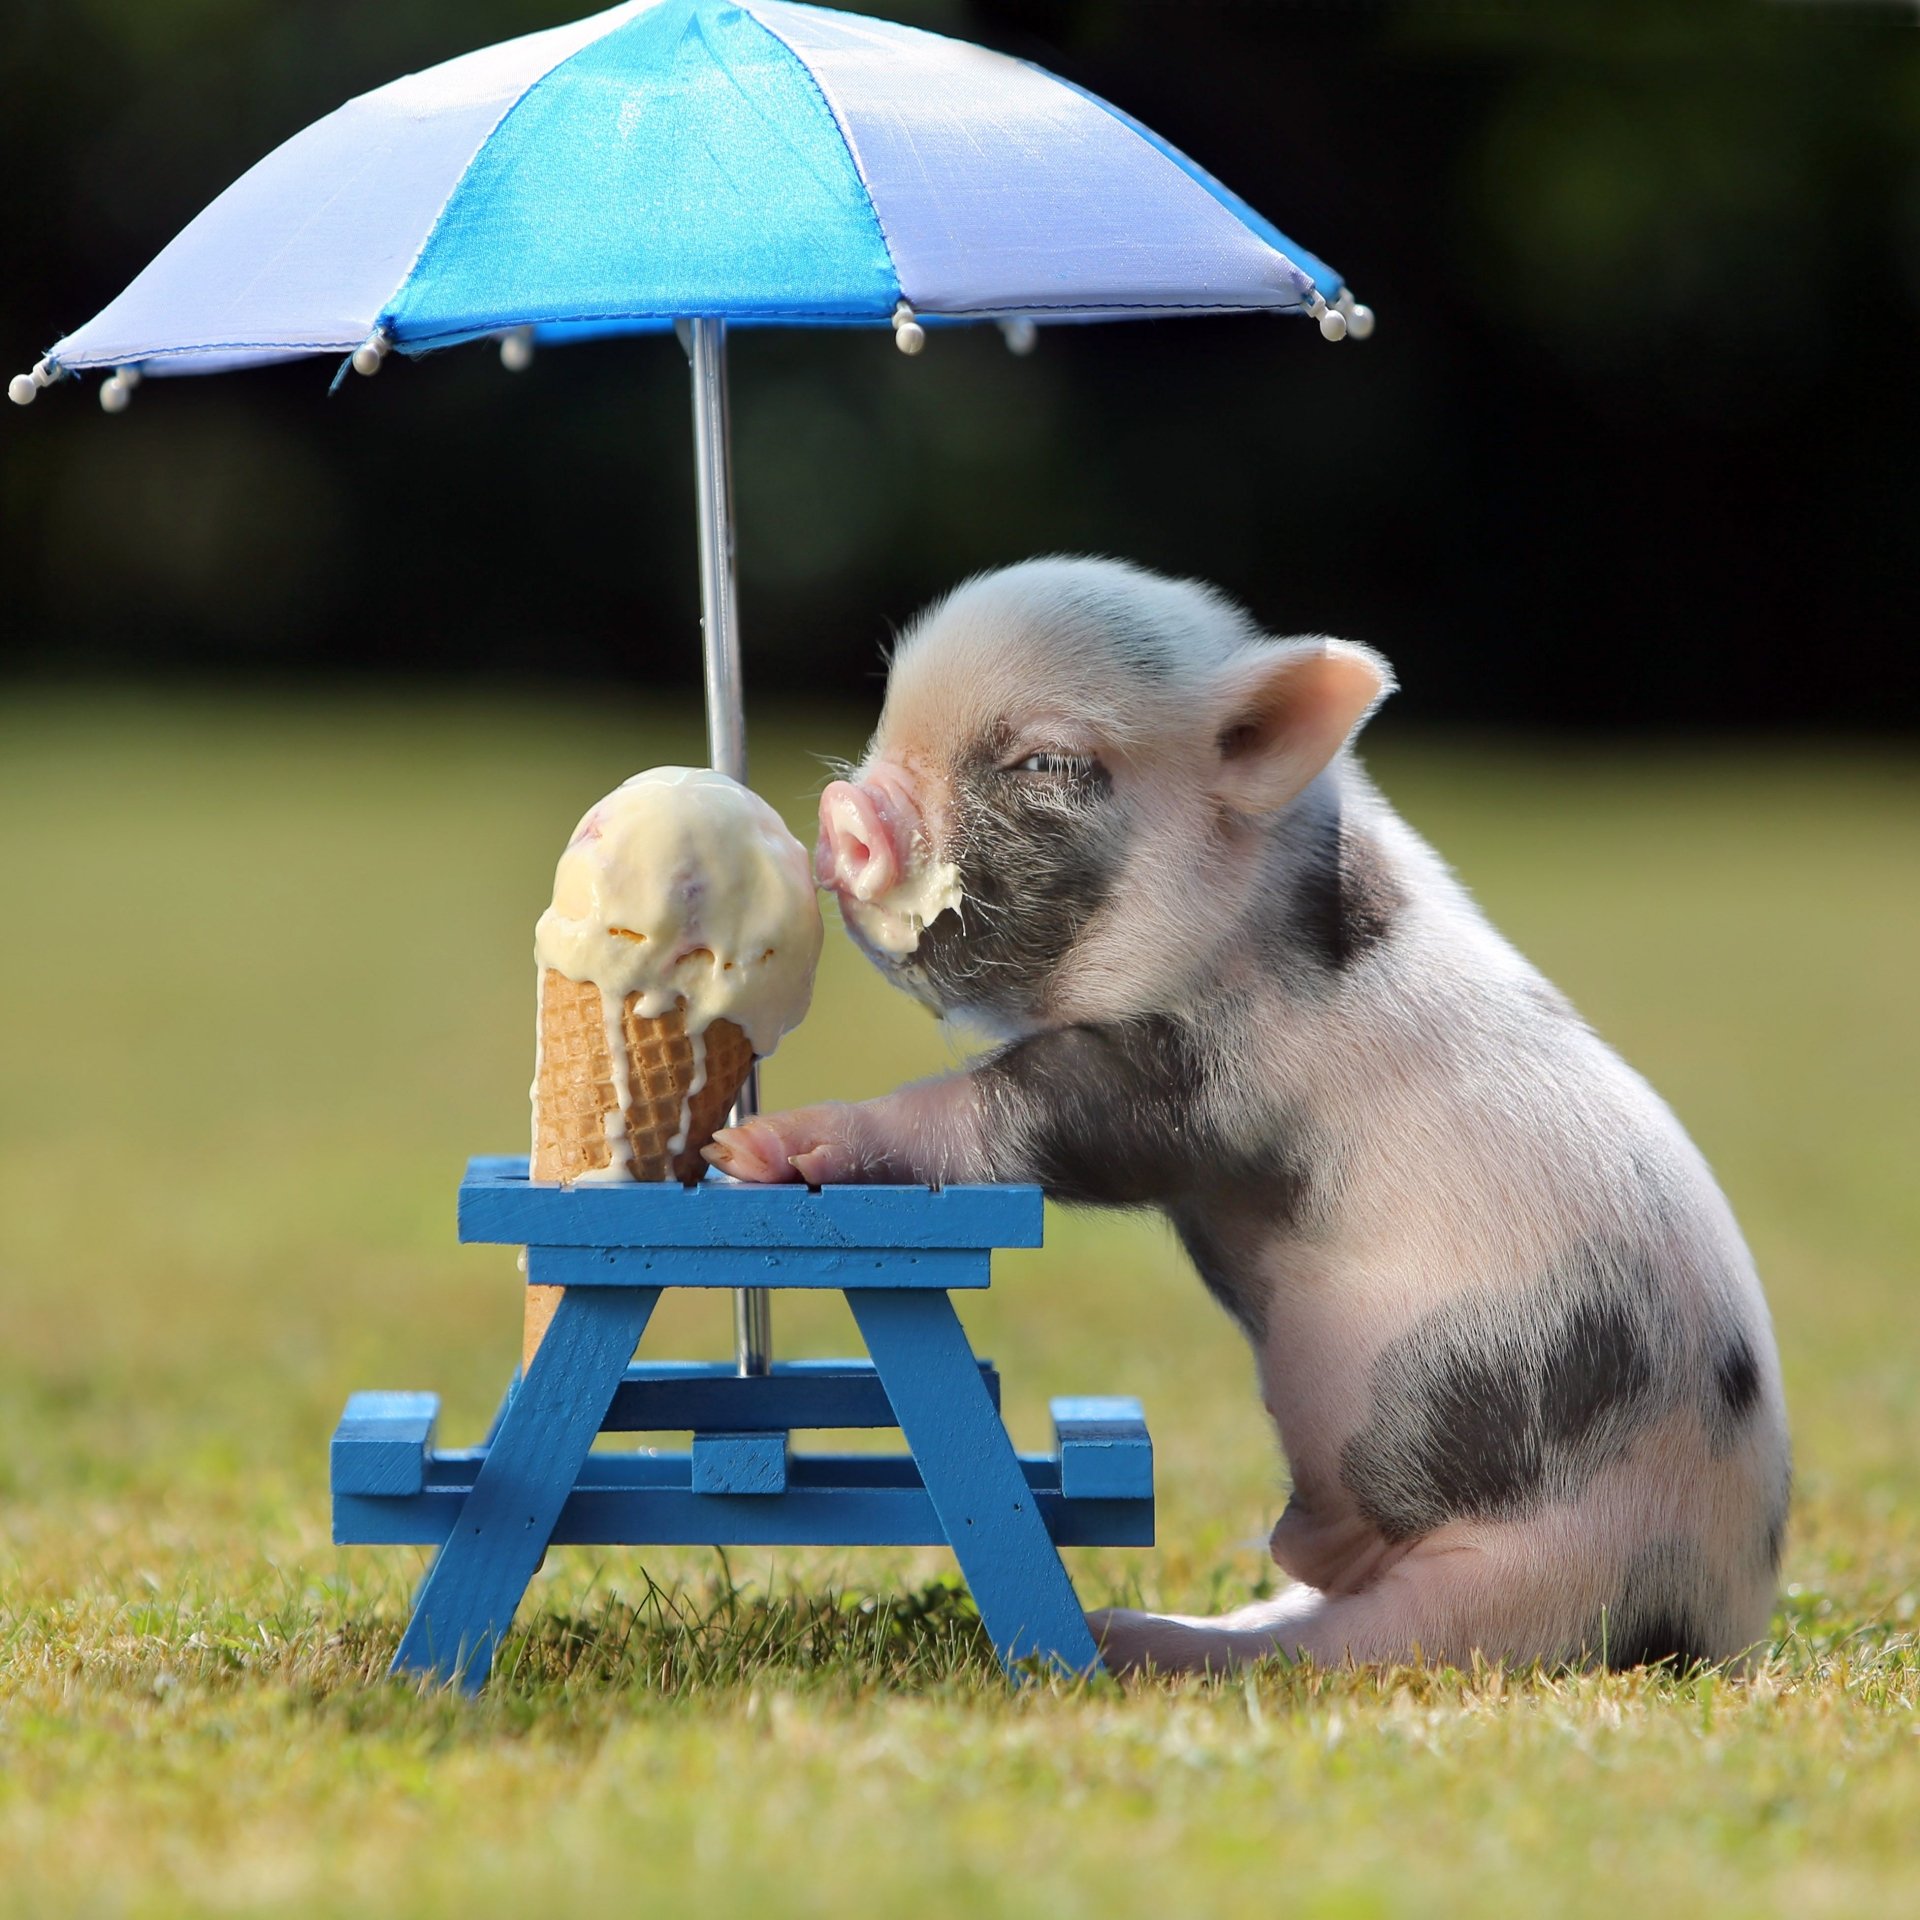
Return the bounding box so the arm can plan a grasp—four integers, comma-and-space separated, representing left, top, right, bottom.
689, 315, 773, 1379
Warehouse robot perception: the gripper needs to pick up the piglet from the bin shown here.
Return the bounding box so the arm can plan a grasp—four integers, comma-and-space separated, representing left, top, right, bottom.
708, 557, 1790, 1675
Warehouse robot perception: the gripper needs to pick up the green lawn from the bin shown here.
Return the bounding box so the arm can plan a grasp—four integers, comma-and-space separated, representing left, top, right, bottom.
0, 692, 1914, 1918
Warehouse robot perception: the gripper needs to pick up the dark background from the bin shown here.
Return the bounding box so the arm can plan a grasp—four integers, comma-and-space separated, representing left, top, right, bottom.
4, 0, 1916, 730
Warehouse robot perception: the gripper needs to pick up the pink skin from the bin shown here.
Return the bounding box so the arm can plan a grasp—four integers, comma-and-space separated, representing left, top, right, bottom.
708, 764, 977, 1186
709, 1074, 990, 1186
814, 765, 922, 897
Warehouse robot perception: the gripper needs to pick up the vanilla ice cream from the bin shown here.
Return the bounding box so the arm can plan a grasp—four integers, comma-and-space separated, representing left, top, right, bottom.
532, 767, 823, 1174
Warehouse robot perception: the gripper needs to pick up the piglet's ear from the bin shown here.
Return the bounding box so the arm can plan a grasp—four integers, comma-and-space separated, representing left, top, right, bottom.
1210, 639, 1394, 815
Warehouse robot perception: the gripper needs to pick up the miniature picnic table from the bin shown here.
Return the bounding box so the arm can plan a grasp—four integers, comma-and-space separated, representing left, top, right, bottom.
331, 1156, 1154, 1691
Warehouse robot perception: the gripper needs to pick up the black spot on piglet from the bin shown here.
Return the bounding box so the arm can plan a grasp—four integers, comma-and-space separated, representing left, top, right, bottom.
1702, 1326, 1769, 1456
1597, 1540, 1717, 1670
1263, 802, 1403, 978
979, 1015, 1207, 1206
978, 1009, 1325, 1236
1340, 1241, 1676, 1542
1715, 1334, 1760, 1421
1602, 1609, 1713, 1672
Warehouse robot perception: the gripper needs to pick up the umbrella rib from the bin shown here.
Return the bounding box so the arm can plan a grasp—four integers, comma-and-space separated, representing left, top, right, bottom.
209, 144, 406, 344
682, 9, 863, 204
1033, 62, 1327, 301
738, 3, 906, 304
371, 2, 658, 346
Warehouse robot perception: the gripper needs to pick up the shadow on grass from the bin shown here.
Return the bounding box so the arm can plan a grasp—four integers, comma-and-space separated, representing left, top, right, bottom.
485, 1567, 1000, 1696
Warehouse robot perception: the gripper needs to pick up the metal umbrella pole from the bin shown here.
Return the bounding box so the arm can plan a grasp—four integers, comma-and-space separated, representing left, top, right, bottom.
687, 315, 772, 1378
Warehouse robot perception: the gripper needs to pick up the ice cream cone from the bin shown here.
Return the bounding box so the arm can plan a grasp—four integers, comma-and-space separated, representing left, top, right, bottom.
524, 967, 754, 1369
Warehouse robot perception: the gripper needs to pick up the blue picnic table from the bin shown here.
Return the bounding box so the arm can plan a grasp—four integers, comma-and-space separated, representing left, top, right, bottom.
332, 1157, 1154, 1691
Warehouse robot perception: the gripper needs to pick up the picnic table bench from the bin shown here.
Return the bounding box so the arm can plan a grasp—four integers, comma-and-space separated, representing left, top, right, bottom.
332, 1156, 1154, 1691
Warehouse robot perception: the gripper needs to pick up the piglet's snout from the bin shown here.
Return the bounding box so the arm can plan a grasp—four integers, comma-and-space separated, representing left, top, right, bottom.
818, 778, 913, 902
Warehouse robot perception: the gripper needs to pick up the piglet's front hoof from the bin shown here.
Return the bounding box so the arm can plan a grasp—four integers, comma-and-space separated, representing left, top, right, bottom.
705, 1105, 864, 1185
704, 1119, 801, 1184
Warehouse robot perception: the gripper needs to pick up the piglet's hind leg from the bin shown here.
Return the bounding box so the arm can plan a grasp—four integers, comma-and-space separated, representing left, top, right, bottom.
1089, 1585, 1333, 1677
1091, 1521, 1745, 1675
1090, 1531, 1563, 1675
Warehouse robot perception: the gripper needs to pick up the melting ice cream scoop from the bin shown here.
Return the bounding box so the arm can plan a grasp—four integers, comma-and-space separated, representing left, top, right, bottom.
534, 766, 823, 1056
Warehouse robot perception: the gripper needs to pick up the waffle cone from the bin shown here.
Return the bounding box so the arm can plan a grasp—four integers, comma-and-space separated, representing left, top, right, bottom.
524, 968, 755, 1368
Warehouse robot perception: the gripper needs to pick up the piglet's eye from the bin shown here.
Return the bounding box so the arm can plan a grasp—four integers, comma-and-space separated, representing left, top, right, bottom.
1013, 752, 1095, 776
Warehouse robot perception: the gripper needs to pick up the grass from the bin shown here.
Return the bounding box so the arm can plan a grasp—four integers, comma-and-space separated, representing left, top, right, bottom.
0, 689, 1915, 1918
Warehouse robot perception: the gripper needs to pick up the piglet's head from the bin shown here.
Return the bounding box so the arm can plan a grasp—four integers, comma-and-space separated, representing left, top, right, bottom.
817, 557, 1393, 1034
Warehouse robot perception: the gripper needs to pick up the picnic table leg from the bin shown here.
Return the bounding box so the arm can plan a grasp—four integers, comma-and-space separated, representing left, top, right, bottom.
391, 1283, 660, 1692
849, 1288, 1102, 1679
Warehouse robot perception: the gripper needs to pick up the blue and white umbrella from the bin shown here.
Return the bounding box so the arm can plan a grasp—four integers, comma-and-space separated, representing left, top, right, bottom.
10, 0, 1366, 1371
14, 0, 1366, 387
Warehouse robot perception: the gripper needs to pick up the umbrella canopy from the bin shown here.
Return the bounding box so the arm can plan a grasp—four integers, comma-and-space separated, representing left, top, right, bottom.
28, 0, 1359, 386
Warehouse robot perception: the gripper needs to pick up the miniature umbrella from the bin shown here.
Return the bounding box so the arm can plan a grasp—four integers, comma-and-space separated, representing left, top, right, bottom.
10, 0, 1368, 1372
